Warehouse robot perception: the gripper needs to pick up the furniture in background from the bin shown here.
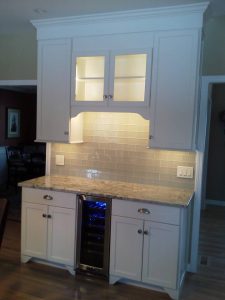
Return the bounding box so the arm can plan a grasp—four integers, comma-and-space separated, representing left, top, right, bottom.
22, 144, 46, 177
0, 147, 7, 190
6, 146, 28, 188
6, 144, 46, 188
0, 198, 8, 247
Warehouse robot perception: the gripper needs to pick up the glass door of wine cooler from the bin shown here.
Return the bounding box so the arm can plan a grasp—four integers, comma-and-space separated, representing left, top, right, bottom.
76, 195, 111, 277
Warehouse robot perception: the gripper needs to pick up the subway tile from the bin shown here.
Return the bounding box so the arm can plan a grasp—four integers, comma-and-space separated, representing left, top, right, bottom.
50, 112, 196, 189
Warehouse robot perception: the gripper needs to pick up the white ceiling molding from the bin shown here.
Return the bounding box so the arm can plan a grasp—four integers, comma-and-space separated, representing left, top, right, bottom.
0, 0, 224, 35
32, 3, 209, 40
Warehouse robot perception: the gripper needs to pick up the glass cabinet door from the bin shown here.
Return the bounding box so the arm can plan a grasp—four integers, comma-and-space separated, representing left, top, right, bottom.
74, 51, 151, 105
111, 53, 149, 103
74, 55, 108, 102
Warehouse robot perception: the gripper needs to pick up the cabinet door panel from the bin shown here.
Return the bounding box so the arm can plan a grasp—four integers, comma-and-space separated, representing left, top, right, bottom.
150, 30, 200, 150
73, 51, 110, 103
142, 221, 179, 289
37, 39, 71, 142
47, 206, 75, 266
21, 202, 47, 259
110, 216, 143, 281
109, 50, 152, 105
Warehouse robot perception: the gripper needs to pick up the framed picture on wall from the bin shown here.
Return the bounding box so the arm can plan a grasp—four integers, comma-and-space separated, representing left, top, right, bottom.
6, 108, 21, 138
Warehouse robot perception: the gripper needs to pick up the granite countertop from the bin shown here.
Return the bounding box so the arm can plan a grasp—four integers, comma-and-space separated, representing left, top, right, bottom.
18, 175, 194, 207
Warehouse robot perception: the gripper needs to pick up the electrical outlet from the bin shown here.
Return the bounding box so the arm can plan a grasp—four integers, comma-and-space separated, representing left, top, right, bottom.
177, 166, 194, 179
55, 154, 65, 166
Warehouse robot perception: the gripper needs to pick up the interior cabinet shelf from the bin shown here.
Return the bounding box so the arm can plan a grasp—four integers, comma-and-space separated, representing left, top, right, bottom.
77, 77, 104, 80
115, 76, 145, 79
77, 76, 145, 80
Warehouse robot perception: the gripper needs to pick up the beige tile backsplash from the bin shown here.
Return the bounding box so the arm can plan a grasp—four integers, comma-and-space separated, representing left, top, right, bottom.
50, 112, 195, 189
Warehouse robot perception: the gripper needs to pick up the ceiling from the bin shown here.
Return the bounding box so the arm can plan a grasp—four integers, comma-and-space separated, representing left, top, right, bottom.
0, 0, 225, 35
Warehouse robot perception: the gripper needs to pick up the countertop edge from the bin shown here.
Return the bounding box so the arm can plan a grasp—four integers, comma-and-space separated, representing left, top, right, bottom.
18, 177, 194, 208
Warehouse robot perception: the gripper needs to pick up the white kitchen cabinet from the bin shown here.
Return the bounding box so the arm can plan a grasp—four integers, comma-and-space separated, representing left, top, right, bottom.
71, 33, 153, 118
142, 221, 179, 288
73, 49, 151, 106
110, 199, 188, 300
110, 216, 143, 281
36, 39, 83, 143
150, 30, 201, 150
32, 4, 208, 147
21, 188, 76, 274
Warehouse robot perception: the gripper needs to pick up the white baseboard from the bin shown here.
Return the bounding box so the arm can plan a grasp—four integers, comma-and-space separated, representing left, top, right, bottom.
205, 199, 225, 206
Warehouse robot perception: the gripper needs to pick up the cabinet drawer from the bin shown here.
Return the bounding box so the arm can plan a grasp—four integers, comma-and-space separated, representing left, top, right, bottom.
112, 199, 180, 225
22, 188, 76, 209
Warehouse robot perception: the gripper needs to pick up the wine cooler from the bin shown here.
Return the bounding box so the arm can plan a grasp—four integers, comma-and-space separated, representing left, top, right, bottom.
76, 194, 111, 277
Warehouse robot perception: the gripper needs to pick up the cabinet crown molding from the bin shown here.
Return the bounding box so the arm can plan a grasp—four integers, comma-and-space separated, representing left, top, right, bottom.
31, 2, 209, 40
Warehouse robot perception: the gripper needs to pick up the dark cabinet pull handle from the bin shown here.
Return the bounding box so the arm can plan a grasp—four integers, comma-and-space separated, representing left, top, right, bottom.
138, 208, 150, 214
47, 214, 52, 219
43, 195, 53, 200
137, 229, 143, 234
144, 230, 149, 235
42, 213, 47, 218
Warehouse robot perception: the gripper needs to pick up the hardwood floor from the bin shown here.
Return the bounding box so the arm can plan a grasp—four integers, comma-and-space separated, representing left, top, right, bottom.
0, 206, 225, 300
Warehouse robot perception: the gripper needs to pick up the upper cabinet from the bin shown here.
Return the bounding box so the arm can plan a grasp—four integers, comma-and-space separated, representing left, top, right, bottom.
71, 33, 153, 117
32, 2, 208, 148
36, 39, 83, 143
149, 30, 201, 150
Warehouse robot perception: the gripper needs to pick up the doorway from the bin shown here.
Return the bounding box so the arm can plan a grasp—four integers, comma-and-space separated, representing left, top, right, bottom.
190, 76, 225, 274
187, 76, 225, 272
0, 80, 45, 221
205, 84, 225, 206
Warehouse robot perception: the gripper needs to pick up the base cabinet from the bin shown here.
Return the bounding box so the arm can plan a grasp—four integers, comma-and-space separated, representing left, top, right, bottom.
21, 188, 76, 273
110, 199, 189, 300
142, 221, 179, 288
110, 216, 143, 281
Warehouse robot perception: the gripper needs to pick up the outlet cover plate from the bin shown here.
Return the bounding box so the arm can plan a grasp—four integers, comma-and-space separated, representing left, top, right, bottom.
55, 154, 65, 166
177, 166, 194, 179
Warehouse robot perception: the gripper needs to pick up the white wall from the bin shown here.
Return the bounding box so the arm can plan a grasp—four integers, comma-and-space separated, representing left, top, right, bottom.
202, 15, 225, 75
0, 30, 37, 80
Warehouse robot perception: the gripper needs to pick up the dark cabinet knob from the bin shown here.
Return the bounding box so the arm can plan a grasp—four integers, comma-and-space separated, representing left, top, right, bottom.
43, 195, 53, 200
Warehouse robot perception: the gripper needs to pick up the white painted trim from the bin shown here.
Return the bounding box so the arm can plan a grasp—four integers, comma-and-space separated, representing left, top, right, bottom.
45, 143, 51, 175
206, 199, 225, 206
31, 2, 209, 27
31, 3, 209, 40
0, 80, 37, 86
190, 75, 225, 272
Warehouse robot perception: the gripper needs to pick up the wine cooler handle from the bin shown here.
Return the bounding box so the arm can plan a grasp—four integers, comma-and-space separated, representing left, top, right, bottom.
79, 195, 86, 201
